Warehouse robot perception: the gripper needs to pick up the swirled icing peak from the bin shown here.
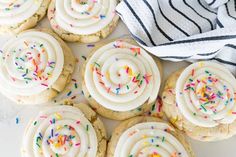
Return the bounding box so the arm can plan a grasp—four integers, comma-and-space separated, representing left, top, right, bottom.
114, 122, 188, 157
22, 105, 98, 157
84, 40, 161, 111
0, 0, 43, 25
0, 31, 64, 96
54, 0, 117, 35
176, 61, 236, 127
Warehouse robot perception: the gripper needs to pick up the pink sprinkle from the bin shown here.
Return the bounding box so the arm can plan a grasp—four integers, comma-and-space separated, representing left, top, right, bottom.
75, 142, 81, 147
11, 77, 16, 82
107, 87, 111, 93
126, 67, 129, 74
157, 96, 163, 112
41, 83, 48, 87
40, 115, 47, 119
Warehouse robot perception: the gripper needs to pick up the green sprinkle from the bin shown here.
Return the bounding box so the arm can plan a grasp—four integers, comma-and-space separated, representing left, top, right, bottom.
17, 66, 23, 70
225, 100, 229, 105
74, 83, 78, 89
200, 105, 207, 112
203, 101, 210, 106
24, 78, 32, 80
190, 87, 195, 91
136, 73, 141, 80
94, 62, 100, 67
82, 56, 87, 60
34, 121, 37, 125
36, 137, 41, 142
151, 104, 155, 111
36, 143, 40, 148
86, 125, 89, 131
80, 2, 87, 5
139, 79, 143, 86
126, 85, 129, 90
162, 137, 165, 142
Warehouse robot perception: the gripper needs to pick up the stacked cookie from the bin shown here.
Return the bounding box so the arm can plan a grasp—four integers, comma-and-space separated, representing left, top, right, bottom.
0, 0, 236, 157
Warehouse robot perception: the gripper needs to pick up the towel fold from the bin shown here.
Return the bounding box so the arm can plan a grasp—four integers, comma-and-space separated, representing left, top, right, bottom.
116, 0, 236, 75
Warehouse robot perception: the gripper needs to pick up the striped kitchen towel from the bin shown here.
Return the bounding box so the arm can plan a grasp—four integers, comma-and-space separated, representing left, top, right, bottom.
116, 0, 236, 75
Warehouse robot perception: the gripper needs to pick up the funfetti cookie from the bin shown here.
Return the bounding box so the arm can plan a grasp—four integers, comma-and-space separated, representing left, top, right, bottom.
21, 103, 107, 157
162, 61, 236, 141
107, 116, 194, 157
82, 38, 162, 120
0, 29, 76, 105
0, 0, 50, 34
48, 0, 119, 43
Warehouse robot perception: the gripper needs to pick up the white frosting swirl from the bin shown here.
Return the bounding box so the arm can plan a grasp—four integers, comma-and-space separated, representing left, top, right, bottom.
114, 122, 188, 157
84, 40, 161, 111
0, 31, 64, 96
54, 0, 117, 35
176, 61, 236, 128
0, 0, 43, 25
22, 105, 98, 157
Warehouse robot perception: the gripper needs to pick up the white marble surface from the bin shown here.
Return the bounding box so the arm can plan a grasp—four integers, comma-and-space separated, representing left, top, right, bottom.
0, 18, 236, 157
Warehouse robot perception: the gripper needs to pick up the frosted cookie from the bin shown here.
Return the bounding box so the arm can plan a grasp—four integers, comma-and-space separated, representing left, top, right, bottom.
0, 0, 50, 34
21, 103, 107, 157
48, 0, 119, 43
82, 39, 162, 120
0, 29, 76, 105
107, 116, 194, 157
162, 61, 236, 141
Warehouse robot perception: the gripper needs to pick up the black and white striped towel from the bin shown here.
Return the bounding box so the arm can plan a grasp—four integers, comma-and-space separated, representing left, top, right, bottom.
116, 0, 236, 75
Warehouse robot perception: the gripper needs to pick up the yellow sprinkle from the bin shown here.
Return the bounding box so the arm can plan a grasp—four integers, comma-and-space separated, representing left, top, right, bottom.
54, 143, 60, 148
171, 117, 178, 123
56, 125, 62, 130
106, 71, 110, 78
150, 155, 161, 157
142, 135, 147, 138
39, 149, 43, 155
198, 62, 204, 67
55, 113, 62, 119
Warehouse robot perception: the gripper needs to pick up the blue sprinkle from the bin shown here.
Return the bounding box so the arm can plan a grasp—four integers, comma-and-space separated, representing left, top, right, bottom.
16, 117, 19, 124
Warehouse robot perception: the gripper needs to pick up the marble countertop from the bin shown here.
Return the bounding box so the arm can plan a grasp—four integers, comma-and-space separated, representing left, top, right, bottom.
0, 18, 235, 157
